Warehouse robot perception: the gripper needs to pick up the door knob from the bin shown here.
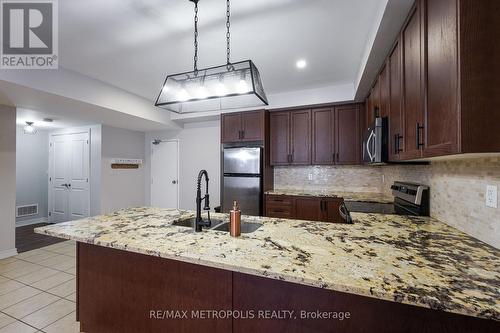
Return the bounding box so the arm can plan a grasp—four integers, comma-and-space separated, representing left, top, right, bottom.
172, 180, 178, 184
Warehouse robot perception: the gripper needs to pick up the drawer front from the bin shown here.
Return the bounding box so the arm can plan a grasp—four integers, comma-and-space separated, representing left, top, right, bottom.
265, 206, 293, 219
266, 195, 294, 207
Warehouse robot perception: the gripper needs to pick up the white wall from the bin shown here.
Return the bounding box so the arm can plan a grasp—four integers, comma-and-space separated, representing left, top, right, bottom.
89, 125, 102, 216
0, 105, 17, 258
145, 121, 221, 211
16, 126, 49, 225
101, 125, 145, 214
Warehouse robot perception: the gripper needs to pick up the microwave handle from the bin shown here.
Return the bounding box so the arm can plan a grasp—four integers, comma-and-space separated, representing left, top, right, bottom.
366, 131, 375, 162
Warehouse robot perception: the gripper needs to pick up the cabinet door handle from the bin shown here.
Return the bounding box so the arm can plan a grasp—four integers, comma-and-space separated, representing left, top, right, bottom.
394, 134, 398, 154
241, 130, 245, 139
397, 134, 403, 153
416, 123, 424, 149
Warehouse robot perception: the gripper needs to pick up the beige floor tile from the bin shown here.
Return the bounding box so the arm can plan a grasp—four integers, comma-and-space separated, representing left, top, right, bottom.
0, 279, 25, 297
0, 320, 37, 333
37, 255, 75, 271
64, 267, 76, 276
0, 286, 41, 310
0, 261, 36, 275
43, 312, 79, 333
64, 293, 76, 302
47, 279, 75, 298
19, 251, 59, 264
3, 292, 59, 319
1, 262, 42, 280
15, 267, 60, 285
22, 299, 75, 329
48, 259, 75, 272
0, 313, 16, 329
0, 258, 18, 266
0, 278, 6, 284
30, 273, 73, 291
46, 246, 75, 256
39, 243, 68, 253
13, 249, 47, 260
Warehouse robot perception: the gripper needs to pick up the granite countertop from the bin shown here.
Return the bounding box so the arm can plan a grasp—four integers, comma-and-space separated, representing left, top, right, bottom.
266, 189, 394, 204
35, 207, 499, 321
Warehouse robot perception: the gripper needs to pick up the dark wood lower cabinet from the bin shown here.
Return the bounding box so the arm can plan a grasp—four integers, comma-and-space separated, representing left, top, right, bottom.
78, 243, 499, 333
78, 243, 232, 333
266, 195, 344, 223
295, 197, 322, 221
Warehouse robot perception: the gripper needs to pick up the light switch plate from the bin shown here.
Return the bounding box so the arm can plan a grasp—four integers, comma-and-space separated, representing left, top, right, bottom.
308, 173, 313, 181
486, 185, 498, 208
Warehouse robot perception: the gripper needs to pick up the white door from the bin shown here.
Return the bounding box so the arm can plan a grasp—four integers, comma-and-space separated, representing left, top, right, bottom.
49, 131, 90, 223
151, 140, 179, 208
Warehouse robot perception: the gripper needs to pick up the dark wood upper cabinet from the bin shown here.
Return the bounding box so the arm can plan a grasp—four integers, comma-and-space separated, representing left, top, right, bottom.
401, 4, 424, 160
290, 110, 311, 165
335, 104, 360, 165
365, 93, 373, 130
372, 79, 381, 118
221, 113, 242, 143
422, 0, 459, 157
379, 64, 390, 119
368, 0, 500, 160
389, 39, 403, 162
241, 111, 264, 142
270, 104, 361, 166
312, 108, 334, 165
221, 111, 264, 143
270, 111, 290, 165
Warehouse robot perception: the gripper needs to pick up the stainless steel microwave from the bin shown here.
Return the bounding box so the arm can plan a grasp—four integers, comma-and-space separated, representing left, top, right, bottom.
362, 117, 388, 164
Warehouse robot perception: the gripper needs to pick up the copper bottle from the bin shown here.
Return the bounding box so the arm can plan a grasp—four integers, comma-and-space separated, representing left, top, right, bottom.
230, 201, 241, 237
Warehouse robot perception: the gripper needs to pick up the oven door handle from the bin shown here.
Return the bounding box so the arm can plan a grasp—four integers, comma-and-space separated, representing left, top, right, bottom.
339, 202, 353, 224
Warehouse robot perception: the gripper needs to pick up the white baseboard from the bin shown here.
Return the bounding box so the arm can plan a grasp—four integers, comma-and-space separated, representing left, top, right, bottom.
0, 248, 18, 259
16, 217, 49, 227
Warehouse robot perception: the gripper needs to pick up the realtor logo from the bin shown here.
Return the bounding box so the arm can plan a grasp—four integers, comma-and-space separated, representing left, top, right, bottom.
1, 0, 58, 69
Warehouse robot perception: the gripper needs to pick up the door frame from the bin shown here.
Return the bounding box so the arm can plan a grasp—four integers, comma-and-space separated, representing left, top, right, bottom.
150, 139, 180, 209
48, 127, 91, 223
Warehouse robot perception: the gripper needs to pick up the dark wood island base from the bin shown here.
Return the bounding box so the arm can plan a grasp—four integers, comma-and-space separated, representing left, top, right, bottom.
77, 243, 499, 333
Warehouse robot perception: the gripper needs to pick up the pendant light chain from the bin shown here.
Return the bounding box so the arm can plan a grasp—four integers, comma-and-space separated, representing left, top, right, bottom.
226, 0, 231, 66
193, 0, 199, 74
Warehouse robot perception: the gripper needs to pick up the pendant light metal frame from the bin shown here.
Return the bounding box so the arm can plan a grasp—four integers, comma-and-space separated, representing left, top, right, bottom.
154, 0, 268, 114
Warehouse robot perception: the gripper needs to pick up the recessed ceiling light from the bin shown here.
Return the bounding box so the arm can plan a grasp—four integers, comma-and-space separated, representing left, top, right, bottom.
296, 59, 307, 69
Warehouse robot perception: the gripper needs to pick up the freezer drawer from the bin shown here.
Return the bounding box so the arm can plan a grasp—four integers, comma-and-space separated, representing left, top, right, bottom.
223, 176, 261, 216
223, 147, 261, 175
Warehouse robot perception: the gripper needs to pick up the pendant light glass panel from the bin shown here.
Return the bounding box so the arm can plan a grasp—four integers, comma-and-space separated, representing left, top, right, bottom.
155, 60, 268, 114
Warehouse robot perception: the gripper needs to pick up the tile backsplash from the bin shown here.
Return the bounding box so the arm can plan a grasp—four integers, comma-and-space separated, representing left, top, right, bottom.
274, 155, 500, 248
274, 165, 384, 193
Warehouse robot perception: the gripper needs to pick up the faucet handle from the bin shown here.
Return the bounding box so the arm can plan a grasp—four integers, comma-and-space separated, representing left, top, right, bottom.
203, 194, 210, 211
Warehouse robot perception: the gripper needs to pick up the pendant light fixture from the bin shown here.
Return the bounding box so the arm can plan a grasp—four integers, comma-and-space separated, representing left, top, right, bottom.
23, 121, 37, 135
155, 0, 268, 114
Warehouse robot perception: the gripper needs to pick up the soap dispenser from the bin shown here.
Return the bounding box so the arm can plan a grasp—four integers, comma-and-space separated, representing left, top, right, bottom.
230, 201, 241, 237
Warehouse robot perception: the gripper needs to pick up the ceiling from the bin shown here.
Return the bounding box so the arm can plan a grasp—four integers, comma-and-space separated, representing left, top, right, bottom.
59, 0, 387, 102
16, 108, 93, 130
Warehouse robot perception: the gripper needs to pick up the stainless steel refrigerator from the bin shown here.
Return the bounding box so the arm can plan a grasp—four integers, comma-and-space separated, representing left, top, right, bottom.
222, 147, 262, 216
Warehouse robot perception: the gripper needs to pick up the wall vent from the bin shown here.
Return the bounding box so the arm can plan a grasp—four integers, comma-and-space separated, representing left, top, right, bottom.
16, 204, 38, 218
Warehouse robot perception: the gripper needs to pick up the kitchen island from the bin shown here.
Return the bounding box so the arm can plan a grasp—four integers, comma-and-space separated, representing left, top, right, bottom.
35, 208, 500, 332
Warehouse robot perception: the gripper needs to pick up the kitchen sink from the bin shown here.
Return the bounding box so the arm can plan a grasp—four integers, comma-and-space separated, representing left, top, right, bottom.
172, 217, 262, 234
172, 217, 225, 228
212, 222, 263, 233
